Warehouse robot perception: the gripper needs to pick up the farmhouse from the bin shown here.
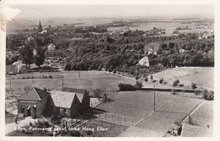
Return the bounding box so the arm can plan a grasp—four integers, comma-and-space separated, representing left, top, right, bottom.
17, 87, 90, 118
49, 90, 90, 118
138, 56, 150, 67
144, 42, 160, 55
47, 43, 56, 52
17, 87, 51, 117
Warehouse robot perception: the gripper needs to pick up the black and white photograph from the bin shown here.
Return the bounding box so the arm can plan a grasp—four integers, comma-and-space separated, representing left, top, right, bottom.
1, 0, 217, 138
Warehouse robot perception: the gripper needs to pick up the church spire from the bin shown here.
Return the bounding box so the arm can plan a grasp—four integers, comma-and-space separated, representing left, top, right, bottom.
38, 20, 42, 32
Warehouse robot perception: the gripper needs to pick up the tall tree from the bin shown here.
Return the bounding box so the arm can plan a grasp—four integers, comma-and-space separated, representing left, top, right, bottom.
33, 47, 45, 68
19, 45, 33, 69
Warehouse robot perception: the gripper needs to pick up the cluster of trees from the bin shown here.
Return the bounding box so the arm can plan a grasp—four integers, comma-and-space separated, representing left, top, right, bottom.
6, 22, 214, 77
155, 38, 214, 67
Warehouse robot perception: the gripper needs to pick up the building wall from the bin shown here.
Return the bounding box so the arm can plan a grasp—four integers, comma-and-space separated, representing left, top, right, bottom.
81, 93, 90, 113
17, 100, 41, 117
70, 96, 81, 117
40, 95, 51, 116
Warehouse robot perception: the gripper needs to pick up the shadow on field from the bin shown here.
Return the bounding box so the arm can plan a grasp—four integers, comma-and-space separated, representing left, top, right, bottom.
92, 108, 107, 114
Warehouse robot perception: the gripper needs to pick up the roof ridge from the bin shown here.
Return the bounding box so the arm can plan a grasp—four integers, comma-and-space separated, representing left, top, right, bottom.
33, 87, 42, 100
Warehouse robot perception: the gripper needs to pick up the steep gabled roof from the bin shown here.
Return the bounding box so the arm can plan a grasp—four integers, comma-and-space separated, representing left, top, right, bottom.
76, 93, 84, 103
50, 91, 77, 109
17, 87, 50, 101
138, 56, 150, 67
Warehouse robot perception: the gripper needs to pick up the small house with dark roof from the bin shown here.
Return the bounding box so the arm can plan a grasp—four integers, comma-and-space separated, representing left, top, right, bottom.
17, 87, 51, 117
49, 91, 90, 118
17, 87, 90, 118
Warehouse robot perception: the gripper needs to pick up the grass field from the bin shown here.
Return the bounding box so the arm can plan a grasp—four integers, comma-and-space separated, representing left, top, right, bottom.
181, 101, 213, 137
94, 90, 205, 137
6, 71, 136, 96
151, 67, 214, 89
95, 91, 174, 125
135, 96, 204, 136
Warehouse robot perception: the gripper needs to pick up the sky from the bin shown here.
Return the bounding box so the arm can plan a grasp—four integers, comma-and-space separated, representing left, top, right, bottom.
7, 5, 214, 19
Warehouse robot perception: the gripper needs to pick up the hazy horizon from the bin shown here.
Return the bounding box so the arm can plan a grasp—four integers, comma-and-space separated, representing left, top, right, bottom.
9, 5, 214, 19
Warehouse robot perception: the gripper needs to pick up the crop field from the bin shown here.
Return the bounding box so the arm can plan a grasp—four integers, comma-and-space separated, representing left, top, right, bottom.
95, 91, 174, 125
135, 96, 204, 136
5, 71, 136, 95
151, 67, 214, 89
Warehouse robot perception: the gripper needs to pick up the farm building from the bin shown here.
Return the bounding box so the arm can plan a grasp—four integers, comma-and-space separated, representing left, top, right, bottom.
138, 56, 150, 67
144, 42, 160, 55
49, 90, 90, 118
47, 43, 56, 52
17, 87, 51, 117
17, 87, 90, 118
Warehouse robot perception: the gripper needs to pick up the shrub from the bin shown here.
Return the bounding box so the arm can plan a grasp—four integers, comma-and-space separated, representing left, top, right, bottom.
202, 90, 214, 100
191, 83, 197, 89
179, 84, 184, 87
118, 83, 136, 91
159, 78, 164, 84
144, 77, 148, 82
173, 79, 180, 87
135, 81, 143, 88
49, 75, 53, 78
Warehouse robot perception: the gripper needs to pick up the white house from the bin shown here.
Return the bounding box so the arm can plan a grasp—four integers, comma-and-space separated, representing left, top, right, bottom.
47, 43, 56, 52
138, 56, 150, 67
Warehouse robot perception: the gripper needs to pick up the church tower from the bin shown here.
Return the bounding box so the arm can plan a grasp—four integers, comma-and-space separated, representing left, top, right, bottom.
38, 21, 43, 32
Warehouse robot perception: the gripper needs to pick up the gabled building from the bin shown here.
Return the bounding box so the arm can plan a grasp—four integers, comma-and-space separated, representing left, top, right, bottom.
17, 87, 90, 118
47, 43, 56, 52
144, 42, 160, 55
17, 87, 51, 117
138, 56, 150, 67
49, 91, 90, 118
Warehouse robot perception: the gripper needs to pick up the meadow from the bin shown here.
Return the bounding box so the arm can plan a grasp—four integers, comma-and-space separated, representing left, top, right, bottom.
94, 90, 205, 136
6, 71, 136, 96
151, 67, 214, 90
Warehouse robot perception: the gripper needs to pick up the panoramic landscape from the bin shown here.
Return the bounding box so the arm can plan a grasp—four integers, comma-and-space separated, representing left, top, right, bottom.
5, 4, 214, 137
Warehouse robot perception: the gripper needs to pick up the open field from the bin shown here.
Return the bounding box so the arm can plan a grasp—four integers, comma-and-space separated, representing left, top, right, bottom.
181, 101, 213, 137
6, 71, 136, 95
151, 67, 214, 90
95, 91, 174, 125
93, 90, 205, 137
135, 96, 204, 136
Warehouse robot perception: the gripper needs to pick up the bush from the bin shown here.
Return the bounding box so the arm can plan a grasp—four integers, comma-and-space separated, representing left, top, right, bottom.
159, 78, 164, 84
191, 83, 197, 89
202, 90, 214, 100
118, 83, 136, 91
144, 77, 148, 82
173, 79, 180, 87
179, 84, 184, 87
135, 81, 143, 88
